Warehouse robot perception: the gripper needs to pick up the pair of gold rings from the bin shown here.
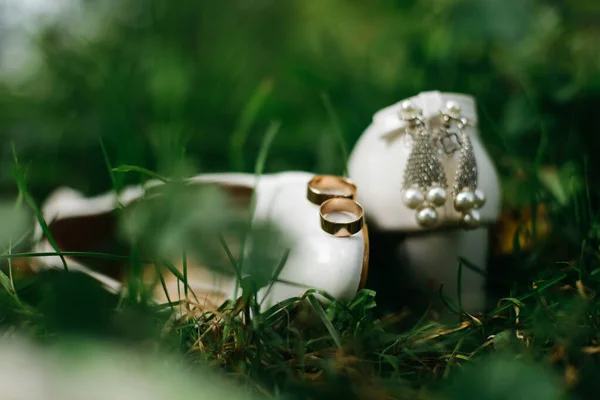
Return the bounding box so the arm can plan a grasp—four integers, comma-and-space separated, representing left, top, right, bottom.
307, 175, 364, 237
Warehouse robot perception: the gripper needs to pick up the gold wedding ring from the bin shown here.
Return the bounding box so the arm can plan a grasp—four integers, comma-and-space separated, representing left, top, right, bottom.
319, 198, 364, 237
307, 175, 357, 205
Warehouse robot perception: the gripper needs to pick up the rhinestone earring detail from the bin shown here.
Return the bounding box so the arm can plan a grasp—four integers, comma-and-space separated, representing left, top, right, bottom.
441, 101, 486, 230
400, 101, 448, 228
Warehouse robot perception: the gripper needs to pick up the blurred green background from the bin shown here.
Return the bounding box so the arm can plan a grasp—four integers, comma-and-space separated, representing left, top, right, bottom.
2, 2, 600, 398
2, 0, 599, 202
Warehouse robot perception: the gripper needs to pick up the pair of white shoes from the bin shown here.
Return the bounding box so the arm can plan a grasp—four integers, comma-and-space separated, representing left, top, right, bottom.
33, 91, 501, 312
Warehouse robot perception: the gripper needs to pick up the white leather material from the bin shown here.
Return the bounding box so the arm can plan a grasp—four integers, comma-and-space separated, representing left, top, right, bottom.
162, 171, 365, 308
348, 91, 501, 232
347, 92, 501, 311
33, 171, 366, 310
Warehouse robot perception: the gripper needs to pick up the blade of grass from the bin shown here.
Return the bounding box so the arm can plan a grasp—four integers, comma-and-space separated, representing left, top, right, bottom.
438, 283, 460, 314
253, 121, 281, 178
99, 136, 122, 194
217, 233, 240, 278
182, 247, 189, 305
457, 260, 463, 311
320, 92, 349, 176
0, 251, 141, 262
12, 144, 68, 272
234, 121, 281, 299
307, 294, 343, 349
1, 242, 18, 301
101, 137, 148, 305
457, 256, 493, 278
7, 238, 15, 292
1, 240, 37, 316
112, 165, 170, 183
125, 245, 144, 303
230, 78, 274, 171
155, 264, 175, 313
160, 259, 200, 304
0, 231, 30, 257
259, 248, 290, 307
443, 337, 464, 379
487, 273, 567, 316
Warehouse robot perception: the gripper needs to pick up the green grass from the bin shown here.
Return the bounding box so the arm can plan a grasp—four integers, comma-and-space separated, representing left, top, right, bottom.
1, 2, 600, 397
0, 77, 597, 399
1, 128, 599, 400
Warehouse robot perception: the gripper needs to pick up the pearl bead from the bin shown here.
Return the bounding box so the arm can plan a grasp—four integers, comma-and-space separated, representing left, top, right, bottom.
445, 100, 461, 117
416, 207, 438, 228
399, 100, 422, 121
402, 188, 425, 210
460, 209, 481, 230
473, 189, 486, 209
401, 100, 416, 112
454, 190, 475, 212
426, 186, 447, 207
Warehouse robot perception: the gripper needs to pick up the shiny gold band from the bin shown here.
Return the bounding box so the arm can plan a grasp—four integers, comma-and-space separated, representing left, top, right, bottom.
319, 198, 364, 237
307, 175, 357, 205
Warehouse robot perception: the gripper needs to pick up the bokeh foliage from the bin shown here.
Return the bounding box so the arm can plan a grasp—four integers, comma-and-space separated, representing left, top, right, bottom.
2, 0, 600, 399
2, 0, 600, 202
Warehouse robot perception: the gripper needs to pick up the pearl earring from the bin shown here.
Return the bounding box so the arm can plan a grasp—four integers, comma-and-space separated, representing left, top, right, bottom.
400, 101, 448, 228
441, 101, 486, 230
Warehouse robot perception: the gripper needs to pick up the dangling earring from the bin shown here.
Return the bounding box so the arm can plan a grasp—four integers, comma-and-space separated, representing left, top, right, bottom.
441, 101, 486, 230
400, 101, 448, 228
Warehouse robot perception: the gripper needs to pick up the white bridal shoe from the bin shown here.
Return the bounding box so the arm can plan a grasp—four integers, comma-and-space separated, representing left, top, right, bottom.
31, 91, 498, 314
348, 91, 501, 312
32, 172, 369, 310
